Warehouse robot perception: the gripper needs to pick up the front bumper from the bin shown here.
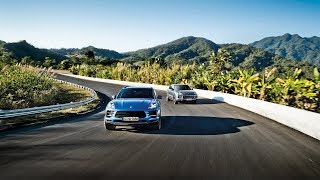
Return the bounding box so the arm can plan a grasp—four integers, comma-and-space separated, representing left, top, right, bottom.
104, 117, 160, 126
176, 95, 197, 102
104, 109, 161, 126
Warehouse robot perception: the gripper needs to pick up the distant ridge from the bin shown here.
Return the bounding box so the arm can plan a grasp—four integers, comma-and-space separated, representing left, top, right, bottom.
0, 34, 318, 76
2, 40, 66, 63
251, 33, 320, 65
51, 46, 124, 59
122, 36, 220, 63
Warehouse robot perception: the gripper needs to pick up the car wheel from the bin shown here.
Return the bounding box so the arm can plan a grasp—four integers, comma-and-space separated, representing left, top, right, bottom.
105, 123, 115, 130
150, 119, 161, 130
173, 98, 178, 104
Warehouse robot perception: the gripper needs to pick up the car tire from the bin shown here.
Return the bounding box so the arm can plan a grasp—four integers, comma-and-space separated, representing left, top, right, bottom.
173, 98, 178, 104
105, 123, 115, 130
150, 119, 161, 130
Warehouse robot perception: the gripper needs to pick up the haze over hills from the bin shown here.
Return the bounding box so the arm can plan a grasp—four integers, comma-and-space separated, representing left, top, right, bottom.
251, 33, 320, 65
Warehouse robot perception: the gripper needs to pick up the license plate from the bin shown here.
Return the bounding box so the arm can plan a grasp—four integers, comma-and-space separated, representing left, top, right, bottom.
123, 117, 139, 121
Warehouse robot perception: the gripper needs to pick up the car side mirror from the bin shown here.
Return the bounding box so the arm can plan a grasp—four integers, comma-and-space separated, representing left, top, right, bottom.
157, 95, 162, 99
111, 95, 116, 99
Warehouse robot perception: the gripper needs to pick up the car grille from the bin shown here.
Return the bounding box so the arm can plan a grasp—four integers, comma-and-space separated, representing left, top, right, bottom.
115, 111, 146, 118
183, 95, 197, 99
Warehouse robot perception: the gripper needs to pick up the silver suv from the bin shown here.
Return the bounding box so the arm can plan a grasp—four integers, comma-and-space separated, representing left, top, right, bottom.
166, 84, 197, 104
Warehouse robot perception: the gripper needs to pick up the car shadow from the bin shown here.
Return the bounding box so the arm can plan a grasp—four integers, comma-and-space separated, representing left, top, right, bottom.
194, 98, 224, 104
129, 116, 254, 135
170, 97, 225, 105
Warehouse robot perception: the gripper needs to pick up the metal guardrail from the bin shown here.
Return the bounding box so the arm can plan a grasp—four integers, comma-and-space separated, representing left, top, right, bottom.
0, 78, 97, 119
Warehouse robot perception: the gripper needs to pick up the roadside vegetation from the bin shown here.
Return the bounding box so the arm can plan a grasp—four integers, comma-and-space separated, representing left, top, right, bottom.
1, 47, 319, 113
0, 63, 92, 110
68, 49, 320, 113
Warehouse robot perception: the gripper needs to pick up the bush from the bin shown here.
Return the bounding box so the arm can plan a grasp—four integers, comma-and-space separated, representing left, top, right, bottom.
68, 62, 319, 113
0, 64, 89, 110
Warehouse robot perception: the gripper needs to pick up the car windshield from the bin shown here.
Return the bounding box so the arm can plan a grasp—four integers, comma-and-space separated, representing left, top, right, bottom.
117, 88, 154, 99
174, 85, 191, 91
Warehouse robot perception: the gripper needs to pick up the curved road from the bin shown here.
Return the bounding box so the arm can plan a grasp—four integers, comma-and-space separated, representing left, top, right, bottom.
0, 74, 320, 179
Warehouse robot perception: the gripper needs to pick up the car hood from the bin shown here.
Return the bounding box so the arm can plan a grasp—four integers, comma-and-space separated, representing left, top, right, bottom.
178, 90, 197, 95
112, 98, 154, 110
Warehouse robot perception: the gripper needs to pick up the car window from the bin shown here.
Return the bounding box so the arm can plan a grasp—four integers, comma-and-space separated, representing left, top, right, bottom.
174, 85, 191, 91
117, 88, 155, 99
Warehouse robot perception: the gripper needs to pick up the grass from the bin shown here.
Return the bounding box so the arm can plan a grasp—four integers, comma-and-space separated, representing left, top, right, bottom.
0, 64, 92, 110
50, 82, 92, 104
0, 64, 99, 129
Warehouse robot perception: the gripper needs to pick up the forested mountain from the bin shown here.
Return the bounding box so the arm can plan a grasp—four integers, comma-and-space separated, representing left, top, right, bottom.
0, 35, 318, 75
49, 48, 78, 56
250, 33, 320, 65
51, 46, 124, 59
1, 40, 66, 63
220, 43, 316, 78
122, 36, 220, 63
119, 36, 316, 75
221, 43, 275, 71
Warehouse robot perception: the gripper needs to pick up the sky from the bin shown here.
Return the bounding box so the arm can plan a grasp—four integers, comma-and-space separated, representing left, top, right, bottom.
0, 0, 319, 52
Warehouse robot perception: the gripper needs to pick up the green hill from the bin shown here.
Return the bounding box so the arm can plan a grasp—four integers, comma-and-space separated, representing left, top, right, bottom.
220, 43, 316, 78
51, 46, 124, 59
250, 33, 320, 65
220, 43, 275, 71
49, 48, 78, 56
120, 36, 315, 75
122, 36, 220, 63
2, 40, 67, 63
0, 36, 317, 78
0, 40, 5, 46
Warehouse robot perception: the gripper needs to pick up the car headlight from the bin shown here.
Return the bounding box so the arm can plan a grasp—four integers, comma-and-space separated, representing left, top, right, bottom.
148, 102, 158, 109
177, 92, 183, 97
106, 102, 115, 109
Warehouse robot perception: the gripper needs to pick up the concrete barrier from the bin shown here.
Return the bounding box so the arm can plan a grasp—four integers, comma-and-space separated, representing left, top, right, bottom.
61, 73, 320, 140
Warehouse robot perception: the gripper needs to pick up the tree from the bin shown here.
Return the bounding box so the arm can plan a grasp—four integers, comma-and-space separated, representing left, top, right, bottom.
43, 57, 56, 67
59, 59, 71, 69
21, 56, 35, 65
0, 52, 17, 65
71, 57, 81, 66
85, 50, 95, 59
209, 48, 232, 74
99, 57, 119, 66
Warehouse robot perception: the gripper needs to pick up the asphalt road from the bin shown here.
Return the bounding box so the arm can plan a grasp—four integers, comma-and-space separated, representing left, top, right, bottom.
0, 74, 319, 180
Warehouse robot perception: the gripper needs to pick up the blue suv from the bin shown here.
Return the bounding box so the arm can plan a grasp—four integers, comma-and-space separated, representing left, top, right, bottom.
104, 87, 162, 130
